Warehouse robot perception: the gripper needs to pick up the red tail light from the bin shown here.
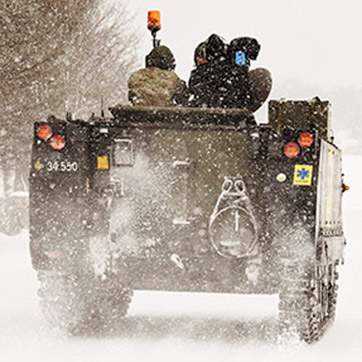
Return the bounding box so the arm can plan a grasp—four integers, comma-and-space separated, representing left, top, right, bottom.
284, 142, 300, 159
49, 134, 65, 151
36, 124, 52, 141
298, 132, 314, 148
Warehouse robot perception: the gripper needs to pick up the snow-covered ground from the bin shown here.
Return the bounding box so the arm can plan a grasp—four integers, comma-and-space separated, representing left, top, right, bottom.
0, 155, 361, 362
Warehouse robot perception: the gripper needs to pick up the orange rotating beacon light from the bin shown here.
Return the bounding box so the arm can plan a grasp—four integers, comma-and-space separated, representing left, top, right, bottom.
148, 10, 161, 48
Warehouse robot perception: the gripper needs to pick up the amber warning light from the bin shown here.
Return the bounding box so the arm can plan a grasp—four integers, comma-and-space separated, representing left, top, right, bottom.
148, 10, 161, 32
148, 11, 161, 48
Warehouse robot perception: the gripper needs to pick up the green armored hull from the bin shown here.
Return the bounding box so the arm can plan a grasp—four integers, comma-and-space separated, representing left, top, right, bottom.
29, 100, 345, 342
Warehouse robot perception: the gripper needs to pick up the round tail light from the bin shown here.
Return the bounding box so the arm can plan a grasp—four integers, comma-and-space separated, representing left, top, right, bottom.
36, 124, 52, 141
284, 142, 300, 159
49, 134, 65, 151
298, 132, 314, 148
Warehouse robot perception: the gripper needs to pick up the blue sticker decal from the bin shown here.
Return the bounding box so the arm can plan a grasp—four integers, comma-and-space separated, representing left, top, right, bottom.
297, 168, 310, 180
293, 165, 313, 186
235, 51, 247, 66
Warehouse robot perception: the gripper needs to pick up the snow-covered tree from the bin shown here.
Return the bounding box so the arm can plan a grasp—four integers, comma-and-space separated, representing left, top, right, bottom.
0, 0, 138, 171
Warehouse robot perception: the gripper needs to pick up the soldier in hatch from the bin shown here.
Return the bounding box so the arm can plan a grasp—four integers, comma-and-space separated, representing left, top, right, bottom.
229, 37, 272, 112
188, 34, 272, 112
128, 45, 188, 107
189, 34, 243, 109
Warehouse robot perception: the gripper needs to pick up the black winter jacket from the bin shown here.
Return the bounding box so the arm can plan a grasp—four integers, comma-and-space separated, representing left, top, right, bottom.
188, 59, 251, 109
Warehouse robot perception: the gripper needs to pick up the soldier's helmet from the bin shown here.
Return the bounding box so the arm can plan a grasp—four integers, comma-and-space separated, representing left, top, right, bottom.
146, 45, 176, 71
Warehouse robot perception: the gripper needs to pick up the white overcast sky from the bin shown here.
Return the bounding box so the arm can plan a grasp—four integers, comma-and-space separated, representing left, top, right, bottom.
124, 0, 362, 90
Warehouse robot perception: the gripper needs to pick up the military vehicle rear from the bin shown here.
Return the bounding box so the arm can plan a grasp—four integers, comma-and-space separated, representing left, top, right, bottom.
29, 99, 345, 342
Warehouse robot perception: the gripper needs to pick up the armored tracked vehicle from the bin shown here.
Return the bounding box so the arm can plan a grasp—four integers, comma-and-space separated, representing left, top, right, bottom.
29, 99, 346, 343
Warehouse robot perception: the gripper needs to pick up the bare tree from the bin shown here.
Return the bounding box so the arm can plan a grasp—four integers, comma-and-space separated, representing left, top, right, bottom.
40, 0, 139, 118
0, 0, 139, 170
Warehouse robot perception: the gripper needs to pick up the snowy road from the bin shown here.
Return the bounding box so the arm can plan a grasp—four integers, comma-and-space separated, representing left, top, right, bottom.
1, 155, 361, 362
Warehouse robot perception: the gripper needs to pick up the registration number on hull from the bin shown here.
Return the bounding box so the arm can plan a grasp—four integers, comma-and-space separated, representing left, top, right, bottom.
46, 160, 79, 172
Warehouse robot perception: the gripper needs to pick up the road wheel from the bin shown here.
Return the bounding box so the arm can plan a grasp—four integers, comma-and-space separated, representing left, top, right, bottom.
327, 263, 339, 323
279, 262, 338, 343
38, 271, 133, 335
